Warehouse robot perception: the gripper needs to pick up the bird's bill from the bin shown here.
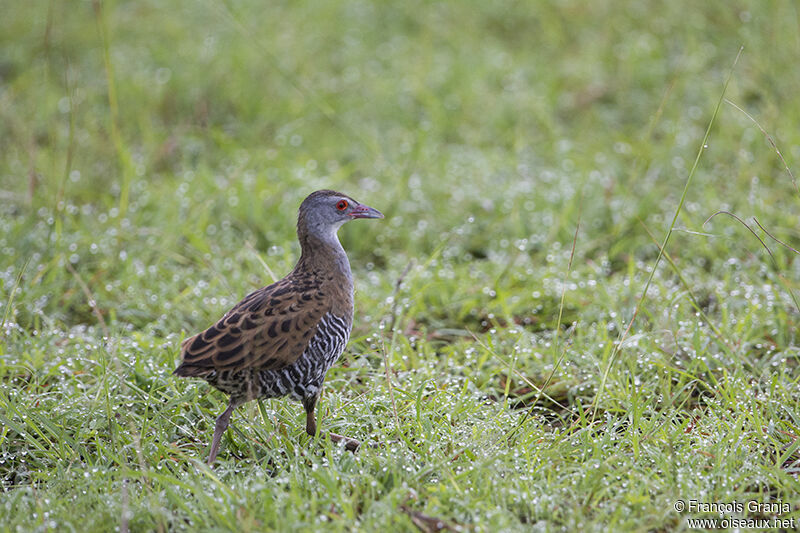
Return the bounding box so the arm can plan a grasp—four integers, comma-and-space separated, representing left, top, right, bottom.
349, 204, 384, 219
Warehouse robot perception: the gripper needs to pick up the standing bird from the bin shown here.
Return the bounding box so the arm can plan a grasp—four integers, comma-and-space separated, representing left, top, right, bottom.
175, 190, 383, 464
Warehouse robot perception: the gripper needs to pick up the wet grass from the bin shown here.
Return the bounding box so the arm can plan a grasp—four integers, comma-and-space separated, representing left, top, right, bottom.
2, 0, 800, 531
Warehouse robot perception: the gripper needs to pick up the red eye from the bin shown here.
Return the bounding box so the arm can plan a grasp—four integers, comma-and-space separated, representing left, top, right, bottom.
336, 200, 348, 211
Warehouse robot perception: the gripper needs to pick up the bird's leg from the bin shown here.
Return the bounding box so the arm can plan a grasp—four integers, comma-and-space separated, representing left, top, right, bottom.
304, 392, 360, 452
302, 394, 319, 437
207, 403, 235, 465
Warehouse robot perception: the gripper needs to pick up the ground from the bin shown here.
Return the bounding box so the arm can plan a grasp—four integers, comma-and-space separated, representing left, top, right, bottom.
1, 0, 799, 531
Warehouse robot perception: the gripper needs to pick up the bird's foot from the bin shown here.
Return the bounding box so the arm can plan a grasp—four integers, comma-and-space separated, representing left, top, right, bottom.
329, 432, 360, 452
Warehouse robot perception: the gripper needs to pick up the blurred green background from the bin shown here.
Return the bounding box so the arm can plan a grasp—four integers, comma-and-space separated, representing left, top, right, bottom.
2, 0, 798, 331
1, 1, 799, 531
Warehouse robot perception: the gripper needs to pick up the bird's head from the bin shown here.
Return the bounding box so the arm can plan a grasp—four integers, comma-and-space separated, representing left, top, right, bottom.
297, 190, 384, 243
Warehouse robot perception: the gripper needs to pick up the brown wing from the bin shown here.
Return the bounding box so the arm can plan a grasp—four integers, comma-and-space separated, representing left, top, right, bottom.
175, 276, 328, 377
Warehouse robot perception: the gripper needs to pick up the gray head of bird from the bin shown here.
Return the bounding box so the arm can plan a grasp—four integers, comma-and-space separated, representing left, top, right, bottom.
297, 190, 384, 246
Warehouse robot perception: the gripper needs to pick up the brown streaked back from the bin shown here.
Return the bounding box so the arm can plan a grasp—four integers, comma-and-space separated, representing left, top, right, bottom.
174, 272, 332, 377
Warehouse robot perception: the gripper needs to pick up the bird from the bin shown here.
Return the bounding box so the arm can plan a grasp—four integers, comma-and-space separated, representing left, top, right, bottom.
174, 190, 383, 465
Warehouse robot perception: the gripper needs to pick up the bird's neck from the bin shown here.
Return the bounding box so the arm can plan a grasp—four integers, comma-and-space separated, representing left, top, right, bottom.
296, 229, 353, 285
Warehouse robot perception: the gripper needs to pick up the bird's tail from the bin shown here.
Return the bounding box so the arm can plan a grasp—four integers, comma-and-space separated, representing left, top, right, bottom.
173, 333, 213, 377
173, 363, 211, 377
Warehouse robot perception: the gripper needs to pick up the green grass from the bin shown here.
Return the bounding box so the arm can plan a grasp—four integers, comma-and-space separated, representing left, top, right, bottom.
2, 0, 799, 531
